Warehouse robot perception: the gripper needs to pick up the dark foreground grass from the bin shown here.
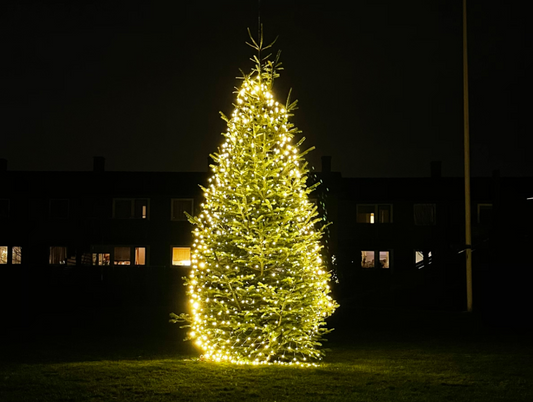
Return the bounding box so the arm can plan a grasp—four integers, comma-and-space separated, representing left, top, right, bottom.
1, 308, 532, 401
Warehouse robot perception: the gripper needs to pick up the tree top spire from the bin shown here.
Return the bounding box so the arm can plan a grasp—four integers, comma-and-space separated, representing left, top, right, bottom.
245, 26, 281, 86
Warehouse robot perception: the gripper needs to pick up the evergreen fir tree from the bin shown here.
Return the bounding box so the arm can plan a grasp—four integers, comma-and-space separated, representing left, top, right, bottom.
171, 32, 338, 365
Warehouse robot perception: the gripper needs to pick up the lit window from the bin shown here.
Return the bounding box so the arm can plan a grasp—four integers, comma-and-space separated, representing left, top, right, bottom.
113, 199, 149, 219
92, 253, 111, 266
357, 204, 392, 223
135, 247, 146, 265
0, 199, 9, 219
171, 199, 193, 221
172, 247, 191, 266
414, 204, 436, 225
357, 206, 375, 223
477, 204, 493, 224
415, 251, 423, 265
361, 251, 375, 268
12, 246, 22, 264
362, 250, 391, 269
50, 199, 69, 219
49, 247, 67, 265
379, 251, 390, 269
114, 247, 131, 265
0, 246, 7, 264
415, 250, 432, 269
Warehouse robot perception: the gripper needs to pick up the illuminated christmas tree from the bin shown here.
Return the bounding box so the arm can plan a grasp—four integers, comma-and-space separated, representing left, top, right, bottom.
171, 31, 338, 365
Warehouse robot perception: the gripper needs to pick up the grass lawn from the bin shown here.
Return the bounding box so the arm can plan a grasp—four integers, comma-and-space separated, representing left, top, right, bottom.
1, 307, 532, 401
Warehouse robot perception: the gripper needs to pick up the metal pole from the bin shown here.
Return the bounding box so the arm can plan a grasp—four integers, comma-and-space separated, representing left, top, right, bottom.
463, 0, 473, 312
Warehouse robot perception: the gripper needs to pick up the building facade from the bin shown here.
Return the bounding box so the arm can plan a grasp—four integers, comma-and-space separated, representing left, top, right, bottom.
1, 157, 532, 315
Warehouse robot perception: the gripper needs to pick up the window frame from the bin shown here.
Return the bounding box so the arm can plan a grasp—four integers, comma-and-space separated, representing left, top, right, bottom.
90, 245, 149, 266
361, 249, 392, 269
114, 246, 131, 265
415, 250, 433, 269
112, 198, 150, 220
413, 203, 437, 225
171, 246, 192, 267
134, 246, 147, 266
0, 246, 8, 264
171, 198, 194, 222
11, 246, 22, 264
356, 204, 393, 224
361, 250, 375, 268
49, 246, 68, 265
90, 245, 112, 266
92, 252, 111, 266
477, 203, 493, 224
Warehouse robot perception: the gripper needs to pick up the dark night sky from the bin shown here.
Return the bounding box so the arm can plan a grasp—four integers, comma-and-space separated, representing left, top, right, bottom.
1, 1, 531, 177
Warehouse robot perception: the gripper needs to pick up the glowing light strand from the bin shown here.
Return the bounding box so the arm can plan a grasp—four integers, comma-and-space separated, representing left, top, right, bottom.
171, 42, 338, 366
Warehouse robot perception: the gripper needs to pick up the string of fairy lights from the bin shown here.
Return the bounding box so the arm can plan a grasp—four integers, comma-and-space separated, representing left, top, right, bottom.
177, 51, 338, 366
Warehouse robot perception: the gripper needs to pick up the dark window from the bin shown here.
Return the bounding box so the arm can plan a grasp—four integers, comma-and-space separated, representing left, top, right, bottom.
477, 204, 493, 224
80, 252, 92, 265
50, 199, 69, 219
378, 205, 392, 223
414, 204, 436, 225
171, 199, 193, 221
114, 199, 132, 219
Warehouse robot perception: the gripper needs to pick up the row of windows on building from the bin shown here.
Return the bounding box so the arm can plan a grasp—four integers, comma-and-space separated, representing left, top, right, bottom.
1, 246, 434, 271
356, 250, 432, 270
0, 198, 193, 221
357, 203, 493, 225
0, 245, 192, 267
1, 199, 493, 224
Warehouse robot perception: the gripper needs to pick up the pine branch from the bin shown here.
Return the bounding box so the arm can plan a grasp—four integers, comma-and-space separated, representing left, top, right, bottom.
178, 35, 339, 365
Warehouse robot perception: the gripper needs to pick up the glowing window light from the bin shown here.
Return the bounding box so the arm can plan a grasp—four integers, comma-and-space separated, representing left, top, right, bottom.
0, 246, 7, 264
114, 246, 131, 266
12, 246, 22, 265
135, 247, 146, 265
173, 247, 191, 266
